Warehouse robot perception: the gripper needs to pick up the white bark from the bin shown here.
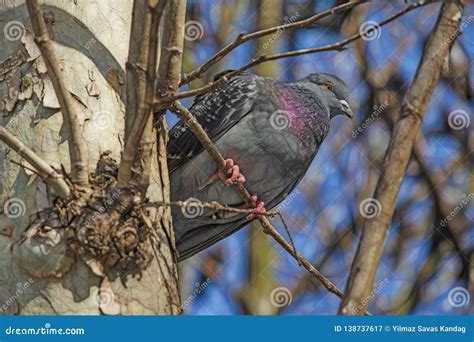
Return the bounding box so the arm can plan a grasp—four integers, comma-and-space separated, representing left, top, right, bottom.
0, 0, 179, 315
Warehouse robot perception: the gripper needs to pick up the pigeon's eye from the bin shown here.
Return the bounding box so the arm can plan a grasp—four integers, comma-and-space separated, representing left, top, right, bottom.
323, 83, 333, 91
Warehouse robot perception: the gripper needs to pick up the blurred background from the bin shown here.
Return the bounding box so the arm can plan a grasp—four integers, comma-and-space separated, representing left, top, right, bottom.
167, 0, 473, 315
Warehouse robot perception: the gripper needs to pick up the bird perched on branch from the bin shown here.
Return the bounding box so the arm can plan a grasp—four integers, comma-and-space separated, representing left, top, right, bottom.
168, 71, 353, 261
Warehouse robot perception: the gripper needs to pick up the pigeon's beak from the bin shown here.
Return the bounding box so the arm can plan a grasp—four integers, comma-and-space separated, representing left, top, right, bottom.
339, 100, 353, 118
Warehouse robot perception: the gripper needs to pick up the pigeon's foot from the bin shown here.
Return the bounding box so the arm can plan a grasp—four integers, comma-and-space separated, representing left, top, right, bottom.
246, 194, 267, 220
200, 159, 246, 190
222, 159, 246, 186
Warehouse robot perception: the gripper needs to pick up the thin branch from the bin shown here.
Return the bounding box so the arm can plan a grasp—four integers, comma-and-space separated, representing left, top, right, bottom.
147, 199, 279, 217
170, 101, 353, 305
154, 0, 434, 111
0, 127, 70, 199
25, 0, 89, 185
241, 0, 433, 64
149, 199, 300, 264
180, 0, 367, 85
339, 0, 466, 315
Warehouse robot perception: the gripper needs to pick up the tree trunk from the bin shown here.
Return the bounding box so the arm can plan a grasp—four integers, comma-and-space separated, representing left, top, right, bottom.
0, 0, 180, 315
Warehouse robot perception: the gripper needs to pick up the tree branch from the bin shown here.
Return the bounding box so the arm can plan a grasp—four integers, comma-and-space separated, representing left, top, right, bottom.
339, 0, 466, 315
148, 0, 186, 268
156, 0, 186, 96
0, 127, 70, 199
25, 0, 89, 185
154, 0, 434, 112
180, 0, 367, 85
117, 0, 168, 187
147, 199, 280, 217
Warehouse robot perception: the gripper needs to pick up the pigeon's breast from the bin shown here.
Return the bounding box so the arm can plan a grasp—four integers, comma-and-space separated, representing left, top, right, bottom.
275, 85, 331, 153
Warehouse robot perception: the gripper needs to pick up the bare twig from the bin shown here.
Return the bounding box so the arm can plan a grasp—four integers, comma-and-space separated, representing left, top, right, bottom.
150, 198, 300, 264
25, 0, 89, 185
170, 101, 350, 303
239, 0, 432, 64
339, 0, 466, 315
153, 0, 433, 111
147, 199, 279, 217
0, 127, 70, 199
180, 0, 367, 85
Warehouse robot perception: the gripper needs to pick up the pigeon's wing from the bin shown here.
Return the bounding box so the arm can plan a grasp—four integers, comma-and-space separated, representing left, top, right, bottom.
168, 73, 261, 172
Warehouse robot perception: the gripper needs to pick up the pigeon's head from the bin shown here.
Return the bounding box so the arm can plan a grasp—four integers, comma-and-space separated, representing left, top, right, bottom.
301, 73, 353, 119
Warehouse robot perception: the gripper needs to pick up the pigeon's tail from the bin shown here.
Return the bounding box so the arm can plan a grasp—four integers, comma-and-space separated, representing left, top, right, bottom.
175, 219, 247, 261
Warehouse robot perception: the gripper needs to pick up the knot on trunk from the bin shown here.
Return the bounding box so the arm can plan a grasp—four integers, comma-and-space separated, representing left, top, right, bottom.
16, 152, 154, 285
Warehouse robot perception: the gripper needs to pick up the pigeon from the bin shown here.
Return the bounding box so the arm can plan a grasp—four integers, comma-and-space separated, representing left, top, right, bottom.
168, 71, 353, 261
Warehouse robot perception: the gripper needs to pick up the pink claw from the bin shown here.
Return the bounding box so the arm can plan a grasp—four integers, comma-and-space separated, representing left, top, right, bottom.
223, 159, 246, 185
247, 195, 267, 220
199, 159, 246, 190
